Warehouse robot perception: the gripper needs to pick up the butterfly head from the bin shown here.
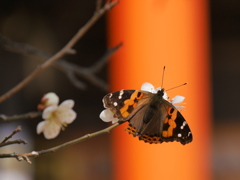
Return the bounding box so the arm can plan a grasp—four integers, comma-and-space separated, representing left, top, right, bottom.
156, 88, 165, 97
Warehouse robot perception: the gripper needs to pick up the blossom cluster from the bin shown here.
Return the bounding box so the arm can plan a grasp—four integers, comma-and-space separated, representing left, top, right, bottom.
37, 93, 77, 139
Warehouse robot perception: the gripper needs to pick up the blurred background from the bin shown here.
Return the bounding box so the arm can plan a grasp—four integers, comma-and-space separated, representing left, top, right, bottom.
0, 0, 239, 180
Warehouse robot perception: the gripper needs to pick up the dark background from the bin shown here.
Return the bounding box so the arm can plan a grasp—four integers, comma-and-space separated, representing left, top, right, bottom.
211, 1, 240, 179
0, 0, 239, 180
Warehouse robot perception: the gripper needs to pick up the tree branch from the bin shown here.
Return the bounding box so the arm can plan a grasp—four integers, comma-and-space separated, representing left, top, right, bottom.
0, 122, 122, 164
0, 36, 121, 91
0, 126, 27, 148
0, 0, 119, 103
0, 139, 27, 148
0, 126, 22, 144
0, 112, 41, 122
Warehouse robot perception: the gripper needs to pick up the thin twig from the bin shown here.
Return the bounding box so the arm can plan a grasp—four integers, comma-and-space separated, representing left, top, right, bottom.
66, 71, 87, 89
56, 43, 122, 91
0, 126, 22, 144
89, 43, 122, 73
0, 1, 119, 103
39, 122, 121, 155
96, 0, 103, 11
0, 152, 32, 164
0, 122, 122, 164
0, 34, 121, 91
0, 112, 42, 122
0, 139, 27, 148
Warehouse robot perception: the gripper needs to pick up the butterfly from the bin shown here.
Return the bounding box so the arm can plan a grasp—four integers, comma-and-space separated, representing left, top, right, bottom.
100, 73, 193, 145
101, 82, 192, 145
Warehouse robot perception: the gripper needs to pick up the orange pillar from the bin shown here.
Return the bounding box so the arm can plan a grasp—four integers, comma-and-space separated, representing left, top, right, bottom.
107, 1, 211, 180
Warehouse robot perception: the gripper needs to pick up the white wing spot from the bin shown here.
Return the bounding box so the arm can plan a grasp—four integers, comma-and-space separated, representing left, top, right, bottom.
188, 132, 192, 136
109, 93, 113, 98
118, 90, 124, 99
113, 102, 118, 106
120, 90, 124, 95
178, 133, 182, 137
180, 121, 187, 129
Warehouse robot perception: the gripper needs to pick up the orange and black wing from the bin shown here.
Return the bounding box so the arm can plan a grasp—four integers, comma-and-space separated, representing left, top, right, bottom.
102, 90, 152, 121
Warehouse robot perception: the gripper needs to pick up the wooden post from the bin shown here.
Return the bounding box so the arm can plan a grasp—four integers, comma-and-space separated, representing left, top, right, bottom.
107, 1, 211, 180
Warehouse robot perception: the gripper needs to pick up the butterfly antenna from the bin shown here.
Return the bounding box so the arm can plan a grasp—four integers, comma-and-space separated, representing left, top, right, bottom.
166, 82, 188, 91
161, 66, 166, 88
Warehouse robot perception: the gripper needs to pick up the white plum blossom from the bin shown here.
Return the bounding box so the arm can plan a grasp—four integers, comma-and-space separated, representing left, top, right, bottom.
100, 108, 119, 124
100, 82, 186, 124
37, 98, 77, 139
170, 95, 186, 110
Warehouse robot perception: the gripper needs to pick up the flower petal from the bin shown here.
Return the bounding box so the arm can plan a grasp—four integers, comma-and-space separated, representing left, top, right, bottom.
42, 121, 61, 139
111, 117, 119, 124
57, 109, 77, 124
37, 121, 46, 134
141, 82, 155, 93
58, 100, 74, 111
171, 95, 185, 104
42, 105, 57, 119
100, 109, 118, 123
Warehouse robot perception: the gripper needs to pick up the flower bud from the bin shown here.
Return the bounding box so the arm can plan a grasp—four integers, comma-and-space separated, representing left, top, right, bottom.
37, 92, 59, 111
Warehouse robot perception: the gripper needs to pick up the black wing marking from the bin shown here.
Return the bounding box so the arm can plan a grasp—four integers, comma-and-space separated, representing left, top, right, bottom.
102, 90, 153, 121
160, 101, 193, 145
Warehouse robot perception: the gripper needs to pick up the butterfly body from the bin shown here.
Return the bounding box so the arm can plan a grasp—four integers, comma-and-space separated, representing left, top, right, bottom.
102, 88, 192, 145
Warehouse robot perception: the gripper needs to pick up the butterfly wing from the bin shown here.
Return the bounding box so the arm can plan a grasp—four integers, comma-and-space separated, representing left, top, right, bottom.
126, 97, 193, 145
125, 95, 168, 144
102, 90, 153, 121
